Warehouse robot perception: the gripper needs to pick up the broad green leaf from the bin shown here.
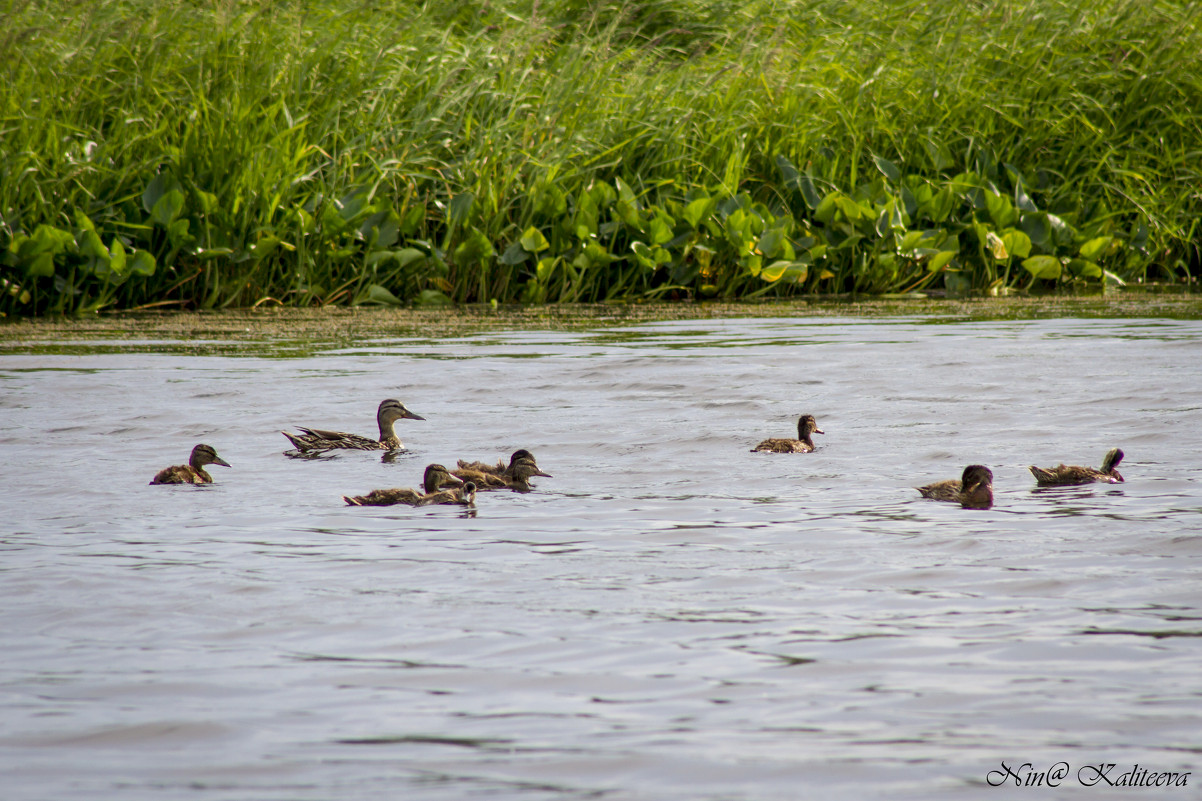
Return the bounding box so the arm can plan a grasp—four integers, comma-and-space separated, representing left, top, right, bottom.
394, 247, 428, 268
1020, 212, 1053, 251
151, 189, 185, 228
519, 226, 550, 253
1022, 255, 1062, 279
28, 252, 55, 277
1079, 236, 1114, 260
129, 250, 156, 276
834, 195, 863, 222
1067, 258, 1102, 278
648, 211, 674, 245
415, 288, 451, 307
78, 229, 109, 263
109, 237, 127, 275
364, 284, 403, 305
453, 228, 494, 265
142, 173, 173, 214
898, 230, 926, 252
1001, 229, 1032, 259
760, 260, 809, 283
872, 153, 900, 183
535, 256, 557, 280
499, 241, 529, 265
927, 250, 957, 272
984, 190, 1017, 228
682, 196, 715, 228
798, 173, 822, 211
814, 192, 840, 224
775, 154, 800, 189
926, 185, 956, 222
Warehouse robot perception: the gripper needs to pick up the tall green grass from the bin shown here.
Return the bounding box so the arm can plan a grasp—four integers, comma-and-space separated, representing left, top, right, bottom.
2, 0, 1200, 314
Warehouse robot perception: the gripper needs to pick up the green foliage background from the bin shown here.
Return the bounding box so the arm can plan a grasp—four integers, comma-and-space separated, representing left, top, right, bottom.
2, 0, 1200, 314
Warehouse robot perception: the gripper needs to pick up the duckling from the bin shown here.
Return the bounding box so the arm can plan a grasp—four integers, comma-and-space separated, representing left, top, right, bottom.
283, 399, 424, 453
418, 481, 477, 507
343, 463, 460, 507
150, 444, 231, 485
1029, 448, 1124, 486
751, 415, 824, 453
456, 449, 537, 476
916, 464, 994, 509
452, 457, 552, 492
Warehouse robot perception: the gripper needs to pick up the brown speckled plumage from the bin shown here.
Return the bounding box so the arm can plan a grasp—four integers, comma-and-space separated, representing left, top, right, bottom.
343, 464, 474, 507
150, 444, 230, 485
1029, 448, 1124, 486
284, 399, 424, 453
917, 465, 994, 509
451, 457, 552, 492
752, 415, 824, 453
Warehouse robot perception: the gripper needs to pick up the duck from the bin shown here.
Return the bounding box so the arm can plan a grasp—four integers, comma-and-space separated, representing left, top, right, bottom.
418, 481, 477, 507
456, 449, 538, 476
150, 444, 231, 485
916, 464, 994, 509
451, 457, 552, 492
283, 398, 424, 453
343, 463, 460, 507
751, 414, 824, 453
1029, 447, 1124, 485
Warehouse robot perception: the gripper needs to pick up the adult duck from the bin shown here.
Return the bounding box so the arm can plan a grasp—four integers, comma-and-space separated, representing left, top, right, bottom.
916, 464, 994, 509
283, 398, 424, 453
751, 415, 824, 453
150, 444, 231, 485
1029, 447, 1124, 485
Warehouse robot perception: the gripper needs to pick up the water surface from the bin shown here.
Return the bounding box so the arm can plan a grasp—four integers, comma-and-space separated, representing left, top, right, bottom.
2, 314, 1200, 799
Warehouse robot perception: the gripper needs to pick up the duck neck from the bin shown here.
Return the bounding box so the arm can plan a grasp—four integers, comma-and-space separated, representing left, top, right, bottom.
378, 416, 400, 449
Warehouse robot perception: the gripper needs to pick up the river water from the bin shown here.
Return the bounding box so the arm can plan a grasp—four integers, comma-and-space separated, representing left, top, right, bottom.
2, 311, 1200, 799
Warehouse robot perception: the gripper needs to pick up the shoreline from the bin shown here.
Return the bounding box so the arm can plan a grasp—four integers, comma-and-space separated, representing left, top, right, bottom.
2, 293, 1200, 351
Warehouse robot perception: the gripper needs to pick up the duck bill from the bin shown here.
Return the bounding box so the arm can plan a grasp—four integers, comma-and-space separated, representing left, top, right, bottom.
214, 457, 232, 468
533, 469, 553, 478
405, 411, 426, 421
813, 428, 824, 435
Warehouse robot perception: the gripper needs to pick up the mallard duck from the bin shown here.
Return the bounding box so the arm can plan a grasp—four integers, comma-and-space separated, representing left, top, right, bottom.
451, 457, 552, 492
916, 464, 994, 509
283, 398, 424, 453
456, 449, 537, 476
1029, 447, 1124, 485
343, 463, 460, 506
150, 443, 231, 485
418, 481, 477, 507
751, 414, 824, 453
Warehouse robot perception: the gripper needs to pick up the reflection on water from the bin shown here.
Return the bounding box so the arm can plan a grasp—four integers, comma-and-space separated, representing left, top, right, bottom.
1, 315, 1201, 800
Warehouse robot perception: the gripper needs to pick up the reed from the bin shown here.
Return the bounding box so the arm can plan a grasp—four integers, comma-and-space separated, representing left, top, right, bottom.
2, 0, 1199, 315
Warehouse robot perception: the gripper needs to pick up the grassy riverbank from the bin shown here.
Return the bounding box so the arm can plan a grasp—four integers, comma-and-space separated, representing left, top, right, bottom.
3, 0, 1200, 316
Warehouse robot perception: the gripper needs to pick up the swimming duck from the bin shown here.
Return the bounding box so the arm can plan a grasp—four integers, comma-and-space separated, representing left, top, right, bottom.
1029, 447, 1124, 485
452, 457, 552, 492
916, 464, 994, 509
751, 415, 824, 453
456, 449, 538, 476
283, 398, 424, 453
150, 443, 231, 485
343, 463, 467, 506
418, 481, 477, 507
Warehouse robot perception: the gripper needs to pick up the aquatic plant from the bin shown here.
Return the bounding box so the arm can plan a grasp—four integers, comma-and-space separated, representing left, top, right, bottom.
2, 0, 1199, 315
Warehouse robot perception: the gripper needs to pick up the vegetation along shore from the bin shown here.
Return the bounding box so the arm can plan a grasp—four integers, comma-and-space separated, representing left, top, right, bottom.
3, 0, 1200, 316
